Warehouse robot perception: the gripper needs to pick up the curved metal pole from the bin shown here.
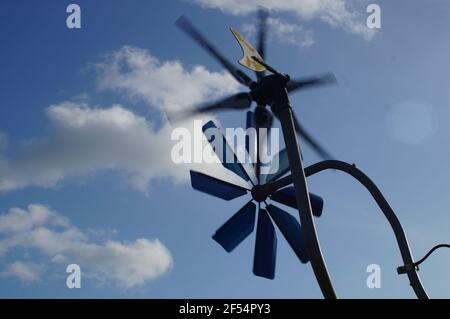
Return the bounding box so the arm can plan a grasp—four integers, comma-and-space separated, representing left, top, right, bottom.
273, 98, 337, 299
264, 160, 429, 299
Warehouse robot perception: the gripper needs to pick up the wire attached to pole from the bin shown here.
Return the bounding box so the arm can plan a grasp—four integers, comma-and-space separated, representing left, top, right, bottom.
397, 244, 450, 274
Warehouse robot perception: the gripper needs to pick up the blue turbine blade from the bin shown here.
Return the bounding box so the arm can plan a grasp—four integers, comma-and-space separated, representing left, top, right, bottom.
266, 204, 310, 264
309, 193, 324, 217
212, 201, 256, 252
253, 209, 277, 279
202, 120, 256, 185
270, 187, 324, 217
263, 148, 289, 183
190, 170, 247, 200
246, 111, 254, 130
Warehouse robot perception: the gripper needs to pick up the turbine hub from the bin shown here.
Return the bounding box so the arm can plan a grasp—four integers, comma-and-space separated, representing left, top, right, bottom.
254, 106, 273, 129
251, 185, 268, 203
250, 73, 290, 107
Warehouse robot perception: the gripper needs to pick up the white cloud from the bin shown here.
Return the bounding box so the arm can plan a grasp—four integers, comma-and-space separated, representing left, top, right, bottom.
190, 0, 375, 40
0, 261, 44, 283
95, 46, 240, 113
0, 46, 249, 193
242, 17, 315, 48
0, 102, 179, 192
0, 203, 68, 233
0, 204, 172, 288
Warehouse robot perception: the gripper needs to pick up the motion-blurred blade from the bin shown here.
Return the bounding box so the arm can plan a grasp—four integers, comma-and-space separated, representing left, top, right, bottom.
256, 8, 268, 80
203, 121, 258, 185
190, 170, 247, 200
292, 112, 334, 160
270, 187, 324, 217
287, 73, 337, 93
263, 148, 289, 183
176, 16, 254, 87
168, 92, 252, 123
253, 209, 277, 279
266, 205, 309, 263
212, 201, 256, 252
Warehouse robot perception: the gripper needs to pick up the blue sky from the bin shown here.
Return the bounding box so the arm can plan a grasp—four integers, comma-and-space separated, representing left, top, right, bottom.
0, 0, 450, 298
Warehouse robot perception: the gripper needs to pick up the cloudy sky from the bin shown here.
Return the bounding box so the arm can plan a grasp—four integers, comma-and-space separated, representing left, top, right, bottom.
1, 0, 450, 298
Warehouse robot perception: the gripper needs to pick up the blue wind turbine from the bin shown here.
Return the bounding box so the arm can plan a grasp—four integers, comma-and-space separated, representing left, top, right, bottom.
189, 116, 324, 279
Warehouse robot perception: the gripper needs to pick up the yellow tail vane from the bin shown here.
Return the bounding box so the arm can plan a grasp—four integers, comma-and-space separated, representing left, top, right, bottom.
230, 27, 266, 72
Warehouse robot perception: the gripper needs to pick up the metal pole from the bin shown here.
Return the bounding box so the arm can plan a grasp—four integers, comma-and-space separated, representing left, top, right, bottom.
271, 89, 337, 299
263, 160, 429, 299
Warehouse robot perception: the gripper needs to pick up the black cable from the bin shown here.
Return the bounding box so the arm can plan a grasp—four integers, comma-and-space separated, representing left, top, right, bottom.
398, 244, 450, 274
